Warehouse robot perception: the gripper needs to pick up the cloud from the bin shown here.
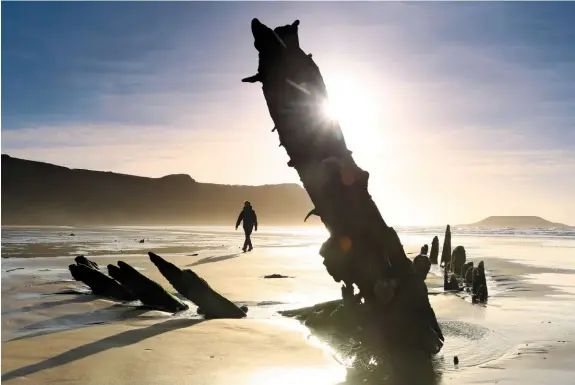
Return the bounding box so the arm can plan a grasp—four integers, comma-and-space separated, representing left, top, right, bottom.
2, 2, 574, 225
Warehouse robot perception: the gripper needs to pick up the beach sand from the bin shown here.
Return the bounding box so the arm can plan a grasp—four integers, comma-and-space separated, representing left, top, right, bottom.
2, 227, 574, 384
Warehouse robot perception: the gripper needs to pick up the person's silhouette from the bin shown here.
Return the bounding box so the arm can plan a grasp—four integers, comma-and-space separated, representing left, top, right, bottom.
235, 201, 258, 252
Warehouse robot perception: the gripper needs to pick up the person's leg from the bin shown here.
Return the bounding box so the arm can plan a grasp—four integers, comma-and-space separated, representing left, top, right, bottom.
243, 228, 250, 252
244, 226, 253, 251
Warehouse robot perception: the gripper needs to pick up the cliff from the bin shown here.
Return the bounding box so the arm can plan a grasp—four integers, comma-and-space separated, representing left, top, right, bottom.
1, 154, 313, 226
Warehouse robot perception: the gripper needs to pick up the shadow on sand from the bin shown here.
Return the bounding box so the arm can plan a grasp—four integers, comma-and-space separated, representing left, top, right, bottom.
2, 318, 206, 382
187, 253, 241, 267
2, 295, 98, 317
6, 305, 156, 343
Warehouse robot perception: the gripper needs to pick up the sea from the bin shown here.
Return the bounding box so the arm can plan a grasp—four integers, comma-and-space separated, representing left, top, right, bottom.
2, 225, 574, 269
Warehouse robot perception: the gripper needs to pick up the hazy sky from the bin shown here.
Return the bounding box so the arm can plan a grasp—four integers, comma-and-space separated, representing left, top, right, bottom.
2, 2, 574, 226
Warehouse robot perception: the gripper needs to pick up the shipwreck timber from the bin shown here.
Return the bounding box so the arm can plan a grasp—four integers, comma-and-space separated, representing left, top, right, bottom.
149, 252, 246, 319
242, 18, 444, 360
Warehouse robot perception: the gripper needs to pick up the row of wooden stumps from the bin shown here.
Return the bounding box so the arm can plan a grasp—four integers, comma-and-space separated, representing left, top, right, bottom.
413, 225, 488, 303
69, 254, 247, 318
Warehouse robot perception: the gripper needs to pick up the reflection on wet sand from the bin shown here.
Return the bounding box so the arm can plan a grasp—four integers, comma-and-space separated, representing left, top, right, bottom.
249, 366, 347, 385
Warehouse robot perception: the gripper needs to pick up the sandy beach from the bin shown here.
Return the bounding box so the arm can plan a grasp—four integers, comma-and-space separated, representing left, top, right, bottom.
2, 226, 574, 384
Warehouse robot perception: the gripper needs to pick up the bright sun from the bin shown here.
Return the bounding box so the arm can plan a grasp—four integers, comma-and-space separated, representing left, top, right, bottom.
320, 75, 380, 151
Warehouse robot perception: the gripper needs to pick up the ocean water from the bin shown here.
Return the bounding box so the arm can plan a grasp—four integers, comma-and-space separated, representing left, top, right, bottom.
2, 225, 574, 268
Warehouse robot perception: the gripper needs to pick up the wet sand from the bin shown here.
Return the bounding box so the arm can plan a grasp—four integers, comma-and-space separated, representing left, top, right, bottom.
2, 227, 575, 384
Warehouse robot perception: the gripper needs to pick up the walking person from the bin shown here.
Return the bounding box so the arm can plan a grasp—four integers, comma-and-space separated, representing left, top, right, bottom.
235, 201, 258, 252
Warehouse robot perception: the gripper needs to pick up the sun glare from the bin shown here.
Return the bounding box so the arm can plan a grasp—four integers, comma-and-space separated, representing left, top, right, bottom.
320, 75, 380, 152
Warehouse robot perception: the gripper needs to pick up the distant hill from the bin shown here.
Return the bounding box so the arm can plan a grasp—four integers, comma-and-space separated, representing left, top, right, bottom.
459, 216, 570, 229
1, 154, 314, 226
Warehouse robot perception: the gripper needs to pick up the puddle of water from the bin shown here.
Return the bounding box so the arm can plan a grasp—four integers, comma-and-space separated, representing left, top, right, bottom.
433, 320, 514, 372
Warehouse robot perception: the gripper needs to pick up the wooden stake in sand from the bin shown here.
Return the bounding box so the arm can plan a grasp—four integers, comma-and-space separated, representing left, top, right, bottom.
430, 236, 439, 264
441, 224, 452, 267
242, 18, 444, 356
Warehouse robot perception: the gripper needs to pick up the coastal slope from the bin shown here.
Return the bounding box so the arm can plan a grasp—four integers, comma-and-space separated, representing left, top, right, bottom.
1, 154, 313, 226
459, 216, 570, 228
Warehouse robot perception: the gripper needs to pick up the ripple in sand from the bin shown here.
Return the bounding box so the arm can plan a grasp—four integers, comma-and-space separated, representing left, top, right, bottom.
11, 292, 56, 301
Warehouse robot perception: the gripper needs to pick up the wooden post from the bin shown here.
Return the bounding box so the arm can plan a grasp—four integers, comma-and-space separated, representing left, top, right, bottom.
242, 18, 443, 355
430, 236, 439, 264
440, 225, 452, 267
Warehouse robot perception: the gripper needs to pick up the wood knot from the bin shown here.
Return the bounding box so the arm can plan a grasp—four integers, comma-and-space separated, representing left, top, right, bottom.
339, 236, 352, 253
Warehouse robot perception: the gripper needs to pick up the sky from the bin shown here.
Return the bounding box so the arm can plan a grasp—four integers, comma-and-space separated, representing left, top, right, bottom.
2, 2, 574, 226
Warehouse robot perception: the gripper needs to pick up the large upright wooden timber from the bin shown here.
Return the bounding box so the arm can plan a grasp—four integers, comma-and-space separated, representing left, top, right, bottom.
242, 18, 443, 355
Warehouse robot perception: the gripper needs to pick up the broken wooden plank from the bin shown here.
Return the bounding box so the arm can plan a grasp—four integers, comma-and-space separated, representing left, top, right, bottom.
148, 252, 246, 319
106, 261, 188, 313
74, 255, 99, 270
68, 263, 136, 301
